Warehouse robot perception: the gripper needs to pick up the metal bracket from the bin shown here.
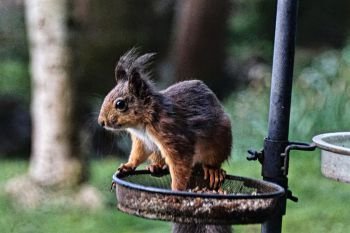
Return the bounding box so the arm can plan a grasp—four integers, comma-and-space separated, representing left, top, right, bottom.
248, 141, 316, 174
248, 141, 316, 203
281, 141, 317, 176
286, 189, 298, 202
247, 149, 264, 164
281, 141, 316, 203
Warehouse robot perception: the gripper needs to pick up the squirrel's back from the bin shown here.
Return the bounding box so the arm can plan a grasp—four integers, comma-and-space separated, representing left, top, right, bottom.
161, 80, 229, 136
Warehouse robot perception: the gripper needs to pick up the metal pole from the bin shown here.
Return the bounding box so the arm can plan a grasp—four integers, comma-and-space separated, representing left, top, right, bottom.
262, 0, 298, 233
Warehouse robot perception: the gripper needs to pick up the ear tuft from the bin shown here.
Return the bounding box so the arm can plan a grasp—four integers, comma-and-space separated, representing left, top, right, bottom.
115, 48, 139, 82
131, 53, 156, 71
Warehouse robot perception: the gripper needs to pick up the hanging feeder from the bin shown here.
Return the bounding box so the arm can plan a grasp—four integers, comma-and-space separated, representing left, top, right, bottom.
112, 170, 284, 225
313, 132, 350, 183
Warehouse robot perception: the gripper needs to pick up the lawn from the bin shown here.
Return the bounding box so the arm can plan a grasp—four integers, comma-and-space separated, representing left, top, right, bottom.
0, 159, 171, 233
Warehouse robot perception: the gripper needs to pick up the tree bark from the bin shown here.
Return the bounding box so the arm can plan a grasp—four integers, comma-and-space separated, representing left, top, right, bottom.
5, 0, 102, 209
172, 0, 231, 98
26, 0, 84, 188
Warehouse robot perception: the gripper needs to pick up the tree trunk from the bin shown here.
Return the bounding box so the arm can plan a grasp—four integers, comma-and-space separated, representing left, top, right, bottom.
5, 0, 101, 208
172, 0, 231, 98
26, 0, 83, 188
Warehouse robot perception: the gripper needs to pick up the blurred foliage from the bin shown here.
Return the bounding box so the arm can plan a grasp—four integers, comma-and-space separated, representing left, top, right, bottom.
2, 0, 350, 105
225, 45, 350, 160
229, 0, 350, 61
228, 0, 275, 61
298, 0, 350, 48
74, 0, 174, 96
291, 46, 350, 140
0, 3, 28, 60
0, 3, 29, 99
0, 60, 30, 99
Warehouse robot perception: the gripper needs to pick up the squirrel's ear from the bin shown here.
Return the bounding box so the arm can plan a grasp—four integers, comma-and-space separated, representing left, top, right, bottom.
128, 70, 149, 98
115, 48, 138, 82
127, 52, 156, 98
115, 66, 127, 81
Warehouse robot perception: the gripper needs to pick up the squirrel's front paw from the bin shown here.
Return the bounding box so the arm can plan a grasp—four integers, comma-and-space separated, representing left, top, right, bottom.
147, 163, 168, 176
203, 165, 226, 190
117, 163, 136, 174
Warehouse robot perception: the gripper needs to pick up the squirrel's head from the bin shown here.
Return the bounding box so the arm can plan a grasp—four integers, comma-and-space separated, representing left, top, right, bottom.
98, 49, 156, 131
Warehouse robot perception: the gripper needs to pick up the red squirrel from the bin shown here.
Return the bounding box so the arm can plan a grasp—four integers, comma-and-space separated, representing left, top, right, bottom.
98, 49, 232, 191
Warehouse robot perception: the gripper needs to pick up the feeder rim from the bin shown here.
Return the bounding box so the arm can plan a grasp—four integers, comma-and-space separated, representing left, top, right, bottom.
313, 132, 350, 156
112, 170, 285, 200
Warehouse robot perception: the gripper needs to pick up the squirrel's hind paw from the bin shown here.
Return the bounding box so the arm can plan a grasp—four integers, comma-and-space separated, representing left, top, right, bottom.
147, 163, 169, 176
203, 166, 226, 190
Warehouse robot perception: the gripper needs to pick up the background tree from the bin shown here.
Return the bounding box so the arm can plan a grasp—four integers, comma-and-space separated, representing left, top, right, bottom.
172, 0, 231, 98
5, 0, 101, 208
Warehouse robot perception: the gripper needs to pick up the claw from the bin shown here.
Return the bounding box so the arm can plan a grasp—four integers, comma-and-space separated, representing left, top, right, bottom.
204, 167, 209, 180
147, 163, 168, 176
110, 182, 116, 192
117, 163, 136, 174
219, 169, 226, 187
202, 165, 226, 190
214, 169, 220, 189
209, 169, 215, 188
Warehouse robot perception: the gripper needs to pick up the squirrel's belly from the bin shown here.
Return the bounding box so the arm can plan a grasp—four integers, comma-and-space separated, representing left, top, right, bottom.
127, 128, 159, 153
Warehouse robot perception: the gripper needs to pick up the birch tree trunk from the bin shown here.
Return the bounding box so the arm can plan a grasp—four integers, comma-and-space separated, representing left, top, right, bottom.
5, 0, 101, 208
27, 0, 83, 188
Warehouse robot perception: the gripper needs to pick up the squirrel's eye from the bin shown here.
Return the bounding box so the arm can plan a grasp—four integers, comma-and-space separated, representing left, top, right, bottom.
115, 99, 127, 111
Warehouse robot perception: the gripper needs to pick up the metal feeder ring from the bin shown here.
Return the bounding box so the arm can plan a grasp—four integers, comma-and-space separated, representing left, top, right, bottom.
112, 170, 284, 225
313, 132, 350, 183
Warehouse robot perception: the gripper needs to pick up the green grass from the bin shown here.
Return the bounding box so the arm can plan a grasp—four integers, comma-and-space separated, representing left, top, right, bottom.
0, 159, 171, 233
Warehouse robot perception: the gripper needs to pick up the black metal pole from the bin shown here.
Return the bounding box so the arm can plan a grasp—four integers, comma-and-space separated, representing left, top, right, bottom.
262, 0, 298, 233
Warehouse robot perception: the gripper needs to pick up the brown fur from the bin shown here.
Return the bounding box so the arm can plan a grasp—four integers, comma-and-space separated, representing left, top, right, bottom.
98, 49, 232, 190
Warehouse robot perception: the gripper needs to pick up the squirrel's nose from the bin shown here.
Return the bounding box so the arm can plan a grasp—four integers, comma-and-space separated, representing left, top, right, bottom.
98, 116, 106, 127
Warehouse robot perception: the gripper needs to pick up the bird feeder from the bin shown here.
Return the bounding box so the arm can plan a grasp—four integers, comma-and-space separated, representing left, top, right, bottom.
113, 170, 284, 225
313, 132, 350, 183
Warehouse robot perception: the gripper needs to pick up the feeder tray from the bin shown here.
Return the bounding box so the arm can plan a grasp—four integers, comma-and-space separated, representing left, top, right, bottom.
313, 132, 350, 183
112, 170, 284, 225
